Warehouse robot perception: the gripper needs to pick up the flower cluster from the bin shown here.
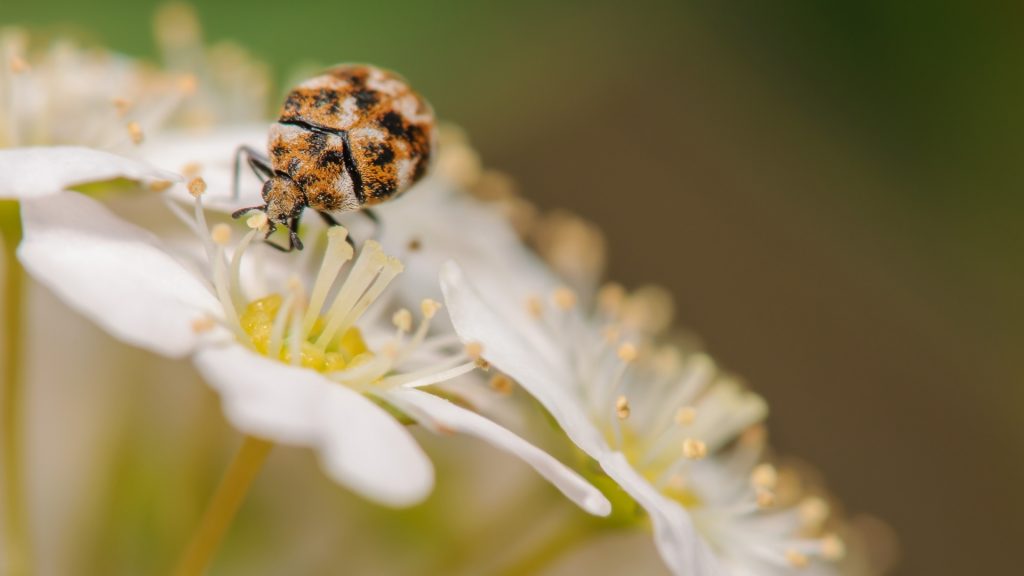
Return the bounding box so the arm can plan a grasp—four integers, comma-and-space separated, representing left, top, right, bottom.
0, 12, 892, 576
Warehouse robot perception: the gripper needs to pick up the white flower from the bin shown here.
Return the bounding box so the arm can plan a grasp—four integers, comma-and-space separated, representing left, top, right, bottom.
441, 262, 850, 575
12, 148, 610, 514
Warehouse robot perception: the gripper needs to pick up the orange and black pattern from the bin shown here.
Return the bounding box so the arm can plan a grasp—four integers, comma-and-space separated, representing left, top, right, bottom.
270, 64, 435, 210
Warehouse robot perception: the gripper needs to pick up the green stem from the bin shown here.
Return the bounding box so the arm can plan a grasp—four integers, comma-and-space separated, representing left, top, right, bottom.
491, 521, 598, 576
1, 201, 31, 576
173, 435, 273, 576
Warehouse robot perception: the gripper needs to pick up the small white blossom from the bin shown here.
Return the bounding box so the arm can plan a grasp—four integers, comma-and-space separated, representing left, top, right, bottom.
13, 153, 610, 514
441, 262, 852, 575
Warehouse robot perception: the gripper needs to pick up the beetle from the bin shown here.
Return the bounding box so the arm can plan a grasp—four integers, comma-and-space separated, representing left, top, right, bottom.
232, 64, 435, 251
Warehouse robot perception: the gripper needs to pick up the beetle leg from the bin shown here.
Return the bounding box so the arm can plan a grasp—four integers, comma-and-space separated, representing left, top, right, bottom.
288, 217, 304, 251
317, 211, 340, 227
233, 145, 273, 200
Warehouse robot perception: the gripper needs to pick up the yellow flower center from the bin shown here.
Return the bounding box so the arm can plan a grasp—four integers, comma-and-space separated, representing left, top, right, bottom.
239, 294, 372, 372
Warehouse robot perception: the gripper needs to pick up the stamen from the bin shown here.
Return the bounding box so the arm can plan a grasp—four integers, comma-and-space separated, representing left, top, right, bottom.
798, 497, 830, 531
229, 224, 263, 309
147, 180, 173, 192
489, 374, 514, 395
602, 324, 621, 343
267, 290, 297, 359
378, 357, 478, 389
681, 438, 707, 460
191, 316, 216, 333
315, 241, 398, 348
675, 406, 697, 426
755, 488, 775, 509
127, 121, 144, 145
211, 223, 231, 246
187, 177, 207, 198
392, 309, 412, 333
246, 212, 269, 231
9, 55, 29, 74
751, 463, 778, 490
209, 227, 240, 331
615, 395, 631, 420
178, 74, 198, 95
301, 227, 354, 336
421, 299, 442, 319
464, 341, 483, 361
784, 549, 809, 569
182, 162, 203, 179
597, 282, 626, 316
552, 286, 577, 310
113, 97, 133, 117
617, 343, 638, 363
820, 534, 846, 560
525, 295, 543, 318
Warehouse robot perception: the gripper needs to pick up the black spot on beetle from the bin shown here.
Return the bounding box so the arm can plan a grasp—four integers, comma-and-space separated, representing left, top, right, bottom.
314, 88, 340, 114
352, 89, 379, 110
318, 149, 346, 171
305, 131, 327, 155
367, 177, 397, 200
379, 111, 409, 139
366, 142, 395, 167
283, 93, 302, 113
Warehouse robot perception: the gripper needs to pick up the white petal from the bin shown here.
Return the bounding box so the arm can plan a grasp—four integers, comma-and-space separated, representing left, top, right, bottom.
440, 261, 607, 456
386, 388, 612, 516
600, 453, 724, 576
18, 191, 220, 357
0, 146, 180, 199
142, 126, 268, 208
195, 344, 434, 507
375, 182, 555, 306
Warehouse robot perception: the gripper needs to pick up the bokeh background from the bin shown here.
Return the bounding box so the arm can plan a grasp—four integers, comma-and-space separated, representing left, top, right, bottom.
3, 1, 1022, 574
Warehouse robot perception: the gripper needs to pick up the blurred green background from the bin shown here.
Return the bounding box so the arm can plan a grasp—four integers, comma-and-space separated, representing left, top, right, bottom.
4, 1, 1022, 574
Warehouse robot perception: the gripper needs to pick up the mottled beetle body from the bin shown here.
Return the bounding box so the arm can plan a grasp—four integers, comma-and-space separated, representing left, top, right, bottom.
234, 64, 435, 250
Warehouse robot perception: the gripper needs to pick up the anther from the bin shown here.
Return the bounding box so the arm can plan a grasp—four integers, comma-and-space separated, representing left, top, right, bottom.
681, 438, 707, 460
489, 374, 514, 395
182, 162, 203, 179
739, 424, 767, 447
420, 299, 442, 319
552, 286, 577, 310
9, 56, 29, 74
785, 549, 809, 569
147, 180, 173, 192
127, 121, 144, 145
799, 497, 830, 530
392, 309, 412, 333
178, 74, 198, 94
246, 212, 269, 231
211, 223, 232, 246
407, 237, 422, 252
464, 342, 484, 361
187, 177, 207, 198
113, 97, 132, 117
675, 406, 697, 426
525, 295, 543, 318
615, 395, 631, 420
755, 488, 776, 509
617, 343, 638, 363
597, 282, 626, 315
751, 463, 778, 490
820, 534, 846, 560
191, 316, 216, 333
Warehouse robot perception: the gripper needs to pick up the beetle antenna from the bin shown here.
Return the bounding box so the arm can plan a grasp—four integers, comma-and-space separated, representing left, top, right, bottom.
232, 205, 265, 219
